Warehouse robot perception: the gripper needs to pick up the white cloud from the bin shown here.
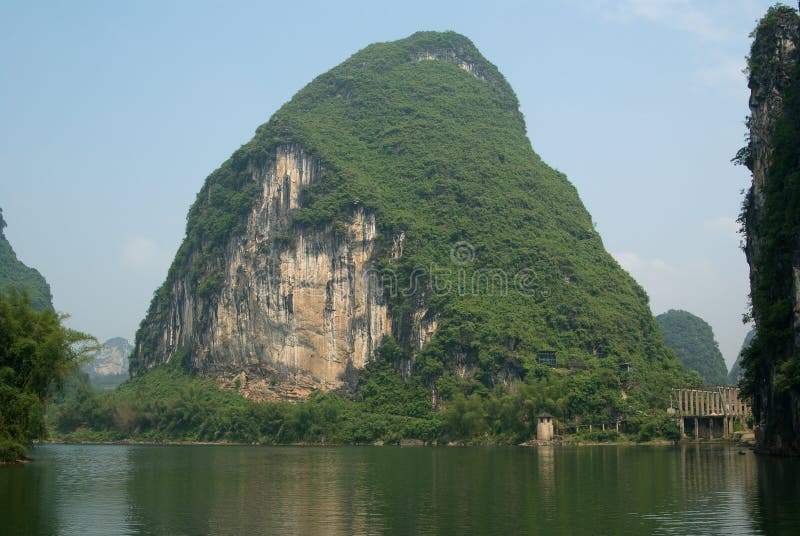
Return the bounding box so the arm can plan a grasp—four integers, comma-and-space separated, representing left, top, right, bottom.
613, 251, 719, 300
703, 216, 741, 242
568, 1, 757, 95
572, 0, 733, 42
613, 251, 675, 275
612, 249, 750, 366
120, 236, 163, 271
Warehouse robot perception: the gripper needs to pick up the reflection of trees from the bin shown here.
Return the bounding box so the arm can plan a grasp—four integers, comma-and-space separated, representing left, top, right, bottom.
1, 447, 60, 534
0, 445, 136, 535
127, 446, 379, 535
668, 444, 760, 533
8, 444, 793, 534
753, 455, 800, 534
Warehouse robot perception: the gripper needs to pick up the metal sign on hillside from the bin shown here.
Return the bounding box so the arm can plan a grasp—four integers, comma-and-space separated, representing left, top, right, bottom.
537, 351, 556, 367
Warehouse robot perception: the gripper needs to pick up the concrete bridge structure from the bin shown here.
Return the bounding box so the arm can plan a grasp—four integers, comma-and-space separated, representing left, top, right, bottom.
669, 386, 751, 439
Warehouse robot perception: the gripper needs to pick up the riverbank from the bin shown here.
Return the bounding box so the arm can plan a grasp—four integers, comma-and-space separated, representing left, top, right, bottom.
39, 435, 750, 449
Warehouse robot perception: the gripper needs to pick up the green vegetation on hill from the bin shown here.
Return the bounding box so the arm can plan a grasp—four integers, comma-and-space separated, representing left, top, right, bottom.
50, 357, 679, 445
134, 31, 689, 417
740, 5, 800, 397
105, 32, 698, 446
656, 310, 728, 385
0, 289, 93, 461
0, 209, 52, 311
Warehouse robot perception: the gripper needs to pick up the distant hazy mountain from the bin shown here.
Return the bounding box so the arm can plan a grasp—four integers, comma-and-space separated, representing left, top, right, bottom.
656, 309, 728, 385
728, 329, 755, 386
85, 337, 132, 389
0, 208, 53, 310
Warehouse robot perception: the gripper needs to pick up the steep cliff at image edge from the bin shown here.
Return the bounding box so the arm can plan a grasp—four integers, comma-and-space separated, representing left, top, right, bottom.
0, 208, 52, 311
131, 31, 688, 407
738, 4, 800, 455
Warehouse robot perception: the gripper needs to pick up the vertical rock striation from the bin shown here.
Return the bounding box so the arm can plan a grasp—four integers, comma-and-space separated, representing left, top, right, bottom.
740, 5, 800, 455
134, 146, 401, 398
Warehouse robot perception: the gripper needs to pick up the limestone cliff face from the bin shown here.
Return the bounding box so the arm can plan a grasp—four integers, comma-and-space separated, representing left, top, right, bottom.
744, 11, 798, 264
134, 145, 432, 399
741, 5, 800, 455
87, 337, 132, 377
748, 41, 796, 194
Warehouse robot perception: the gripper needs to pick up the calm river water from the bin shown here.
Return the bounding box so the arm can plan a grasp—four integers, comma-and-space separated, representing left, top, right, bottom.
2, 444, 799, 535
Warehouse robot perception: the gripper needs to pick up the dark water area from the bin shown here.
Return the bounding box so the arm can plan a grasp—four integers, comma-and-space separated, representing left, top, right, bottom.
2, 444, 799, 535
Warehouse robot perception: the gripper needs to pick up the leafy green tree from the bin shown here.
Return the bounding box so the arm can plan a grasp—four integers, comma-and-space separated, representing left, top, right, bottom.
0, 288, 94, 461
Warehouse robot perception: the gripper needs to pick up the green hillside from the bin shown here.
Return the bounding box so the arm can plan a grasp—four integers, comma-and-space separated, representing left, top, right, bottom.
135, 32, 686, 403
656, 310, 728, 385
0, 208, 52, 311
44, 31, 697, 444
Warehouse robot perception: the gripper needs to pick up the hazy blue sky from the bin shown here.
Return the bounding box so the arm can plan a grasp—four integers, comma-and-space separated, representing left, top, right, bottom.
0, 0, 778, 367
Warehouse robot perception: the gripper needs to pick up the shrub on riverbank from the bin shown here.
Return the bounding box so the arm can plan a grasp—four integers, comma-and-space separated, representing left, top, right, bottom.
48, 359, 681, 446
0, 288, 94, 462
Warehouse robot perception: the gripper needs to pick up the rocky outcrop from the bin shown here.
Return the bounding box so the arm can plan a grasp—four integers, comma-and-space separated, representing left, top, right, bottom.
87, 337, 132, 377
85, 337, 132, 389
134, 145, 435, 399
740, 5, 800, 455
414, 51, 488, 82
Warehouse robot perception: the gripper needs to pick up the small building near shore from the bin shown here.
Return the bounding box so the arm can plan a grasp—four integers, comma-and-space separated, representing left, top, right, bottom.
537, 413, 554, 441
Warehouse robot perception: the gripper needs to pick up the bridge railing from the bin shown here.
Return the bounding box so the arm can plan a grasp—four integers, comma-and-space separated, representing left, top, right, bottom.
669, 386, 750, 417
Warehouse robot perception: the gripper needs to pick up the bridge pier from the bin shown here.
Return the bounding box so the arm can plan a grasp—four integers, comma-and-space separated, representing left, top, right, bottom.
671, 386, 750, 440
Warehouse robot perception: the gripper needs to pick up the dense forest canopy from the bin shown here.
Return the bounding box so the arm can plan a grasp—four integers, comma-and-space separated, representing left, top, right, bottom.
656, 310, 728, 386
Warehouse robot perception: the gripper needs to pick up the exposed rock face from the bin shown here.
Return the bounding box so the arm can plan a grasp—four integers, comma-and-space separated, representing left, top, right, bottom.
86, 337, 132, 377
748, 41, 797, 194
740, 5, 800, 455
744, 9, 798, 264
134, 145, 433, 399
